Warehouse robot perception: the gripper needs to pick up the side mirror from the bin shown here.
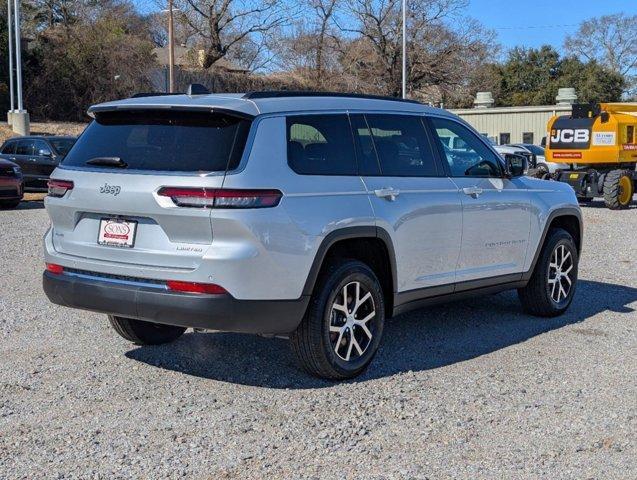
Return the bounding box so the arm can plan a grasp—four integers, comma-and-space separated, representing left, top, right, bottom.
38, 149, 52, 157
505, 153, 528, 177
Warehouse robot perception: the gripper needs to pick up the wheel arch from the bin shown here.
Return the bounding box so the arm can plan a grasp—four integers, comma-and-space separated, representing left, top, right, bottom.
301, 226, 397, 317
523, 207, 583, 281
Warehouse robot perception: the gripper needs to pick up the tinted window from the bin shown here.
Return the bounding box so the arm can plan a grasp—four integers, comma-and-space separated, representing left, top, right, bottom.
1, 141, 16, 155
63, 111, 251, 172
33, 140, 52, 156
522, 132, 534, 144
286, 115, 356, 175
430, 117, 503, 178
50, 138, 75, 156
360, 114, 438, 177
15, 140, 34, 156
350, 115, 380, 175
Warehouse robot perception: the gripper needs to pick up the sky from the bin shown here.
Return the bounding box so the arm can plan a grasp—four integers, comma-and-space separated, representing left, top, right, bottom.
467, 0, 634, 51
137, 0, 635, 52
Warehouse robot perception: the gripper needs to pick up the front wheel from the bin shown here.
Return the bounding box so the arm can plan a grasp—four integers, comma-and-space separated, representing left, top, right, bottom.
518, 228, 578, 317
290, 260, 385, 380
108, 315, 186, 345
603, 169, 634, 210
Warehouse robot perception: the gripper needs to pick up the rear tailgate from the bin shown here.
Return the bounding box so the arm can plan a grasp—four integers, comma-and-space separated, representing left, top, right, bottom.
45, 108, 252, 273
47, 169, 222, 270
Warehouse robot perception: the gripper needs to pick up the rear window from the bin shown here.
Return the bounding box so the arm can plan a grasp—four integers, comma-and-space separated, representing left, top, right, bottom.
62, 110, 251, 172
287, 115, 357, 175
1, 141, 16, 155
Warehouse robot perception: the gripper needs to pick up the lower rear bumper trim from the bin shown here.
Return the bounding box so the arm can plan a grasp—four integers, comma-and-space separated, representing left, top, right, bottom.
43, 271, 309, 335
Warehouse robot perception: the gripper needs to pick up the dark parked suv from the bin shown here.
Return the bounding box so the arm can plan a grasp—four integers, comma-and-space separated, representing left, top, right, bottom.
0, 158, 23, 208
0, 136, 76, 191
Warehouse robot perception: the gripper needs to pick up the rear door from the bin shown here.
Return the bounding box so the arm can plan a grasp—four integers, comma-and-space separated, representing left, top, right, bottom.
14, 139, 35, 180
352, 113, 463, 294
46, 109, 251, 270
428, 116, 531, 286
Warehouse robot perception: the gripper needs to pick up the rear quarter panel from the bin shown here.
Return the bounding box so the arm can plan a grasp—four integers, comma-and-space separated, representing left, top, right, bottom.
215, 115, 375, 300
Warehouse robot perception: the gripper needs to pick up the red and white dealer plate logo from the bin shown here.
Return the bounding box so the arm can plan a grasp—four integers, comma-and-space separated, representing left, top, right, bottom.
622, 144, 637, 151
98, 219, 137, 248
103, 221, 131, 240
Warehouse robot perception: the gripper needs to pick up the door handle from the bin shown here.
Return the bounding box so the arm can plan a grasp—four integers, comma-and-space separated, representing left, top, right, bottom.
462, 186, 483, 198
374, 188, 400, 201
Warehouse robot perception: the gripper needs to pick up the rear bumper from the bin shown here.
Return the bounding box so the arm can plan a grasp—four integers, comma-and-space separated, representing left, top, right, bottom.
42, 271, 308, 334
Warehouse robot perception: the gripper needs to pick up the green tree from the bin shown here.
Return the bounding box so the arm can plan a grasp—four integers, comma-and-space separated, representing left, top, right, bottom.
494, 45, 624, 106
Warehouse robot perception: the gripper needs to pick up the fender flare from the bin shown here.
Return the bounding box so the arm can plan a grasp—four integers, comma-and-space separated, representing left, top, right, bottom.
522, 206, 583, 281
301, 226, 397, 296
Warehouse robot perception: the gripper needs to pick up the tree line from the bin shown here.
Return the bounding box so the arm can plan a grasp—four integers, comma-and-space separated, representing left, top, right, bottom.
0, 0, 634, 121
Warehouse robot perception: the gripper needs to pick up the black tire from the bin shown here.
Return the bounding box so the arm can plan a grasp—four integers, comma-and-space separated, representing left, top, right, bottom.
0, 199, 21, 209
518, 228, 578, 317
290, 259, 385, 380
108, 315, 186, 345
603, 169, 634, 210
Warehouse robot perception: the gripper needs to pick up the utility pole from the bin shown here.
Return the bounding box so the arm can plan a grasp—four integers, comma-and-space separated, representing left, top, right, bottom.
12, 0, 29, 135
6, 0, 14, 124
168, 0, 175, 93
401, 0, 407, 99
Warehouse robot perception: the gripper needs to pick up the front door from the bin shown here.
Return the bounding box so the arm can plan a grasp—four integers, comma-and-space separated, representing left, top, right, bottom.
428, 116, 531, 286
351, 113, 463, 294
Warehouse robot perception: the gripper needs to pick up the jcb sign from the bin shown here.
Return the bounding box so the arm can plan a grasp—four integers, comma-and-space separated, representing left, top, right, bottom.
548, 117, 593, 150
550, 129, 590, 144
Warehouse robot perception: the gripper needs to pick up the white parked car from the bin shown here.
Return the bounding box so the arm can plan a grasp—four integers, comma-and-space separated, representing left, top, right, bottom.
508, 144, 568, 176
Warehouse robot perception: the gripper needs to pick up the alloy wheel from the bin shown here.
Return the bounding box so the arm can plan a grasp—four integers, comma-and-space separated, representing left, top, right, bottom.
329, 281, 376, 361
547, 244, 573, 303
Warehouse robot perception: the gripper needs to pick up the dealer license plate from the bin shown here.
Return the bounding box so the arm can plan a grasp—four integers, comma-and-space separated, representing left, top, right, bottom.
98, 218, 137, 248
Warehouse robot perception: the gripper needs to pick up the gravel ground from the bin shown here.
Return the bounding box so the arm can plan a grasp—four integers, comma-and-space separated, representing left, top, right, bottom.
0, 199, 635, 479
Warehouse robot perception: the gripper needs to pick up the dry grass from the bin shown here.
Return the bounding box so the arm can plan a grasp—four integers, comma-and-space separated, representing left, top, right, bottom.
0, 122, 86, 144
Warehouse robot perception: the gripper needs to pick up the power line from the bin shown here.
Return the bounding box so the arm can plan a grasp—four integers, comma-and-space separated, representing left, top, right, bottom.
494, 24, 579, 30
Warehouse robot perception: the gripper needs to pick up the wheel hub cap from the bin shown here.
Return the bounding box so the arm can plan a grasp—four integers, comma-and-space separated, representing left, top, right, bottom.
329, 281, 376, 361
548, 244, 573, 303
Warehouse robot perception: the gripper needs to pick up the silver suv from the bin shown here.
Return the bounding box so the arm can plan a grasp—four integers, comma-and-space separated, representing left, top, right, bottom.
43, 91, 583, 379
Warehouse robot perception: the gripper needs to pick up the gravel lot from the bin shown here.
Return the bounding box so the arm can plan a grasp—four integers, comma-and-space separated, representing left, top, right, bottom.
0, 199, 635, 479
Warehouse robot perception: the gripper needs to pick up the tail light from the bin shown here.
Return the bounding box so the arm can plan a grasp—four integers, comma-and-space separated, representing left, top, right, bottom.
48, 179, 74, 197
166, 280, 227, 294
158, 187, 282, 209
46, 263, 64, 275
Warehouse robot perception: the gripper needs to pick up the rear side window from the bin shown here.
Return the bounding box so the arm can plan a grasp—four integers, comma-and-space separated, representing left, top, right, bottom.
62, 110, 251, 172
1, 141, 16, 154
16, 140, 35, 156
353, 114, 439, 177
286, 115, 357, 175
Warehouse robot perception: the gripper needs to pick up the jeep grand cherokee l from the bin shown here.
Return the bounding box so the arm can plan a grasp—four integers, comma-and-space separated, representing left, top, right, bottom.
43, 90, 582, 379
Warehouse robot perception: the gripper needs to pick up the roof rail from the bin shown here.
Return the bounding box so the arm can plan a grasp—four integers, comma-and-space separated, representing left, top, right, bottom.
130, 92, 180, 99
243, 91, 422, 104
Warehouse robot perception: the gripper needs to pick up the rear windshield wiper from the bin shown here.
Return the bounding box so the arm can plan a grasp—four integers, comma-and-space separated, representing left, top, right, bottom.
86, 157, 128, 168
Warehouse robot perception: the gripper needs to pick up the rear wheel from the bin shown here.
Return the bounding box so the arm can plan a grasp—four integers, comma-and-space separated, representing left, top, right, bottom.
290, 259, 385, 380
518, 228, 578, 317
108, 315, 186, 345
603, 169, 634, 210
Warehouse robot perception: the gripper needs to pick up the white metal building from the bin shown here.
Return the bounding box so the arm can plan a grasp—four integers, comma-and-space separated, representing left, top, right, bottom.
450, 88, 576, 146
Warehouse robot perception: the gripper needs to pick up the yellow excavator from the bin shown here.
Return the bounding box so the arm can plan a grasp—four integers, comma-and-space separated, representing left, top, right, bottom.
545, 103, 637, 209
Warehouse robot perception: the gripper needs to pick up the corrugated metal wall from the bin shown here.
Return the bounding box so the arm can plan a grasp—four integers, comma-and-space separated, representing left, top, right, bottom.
450, 106, 572, 145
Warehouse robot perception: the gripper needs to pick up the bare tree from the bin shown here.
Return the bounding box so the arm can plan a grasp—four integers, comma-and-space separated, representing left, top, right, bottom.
565, 14, 637, 77
174, 0, 288, 69
341, 0, 494, 98
565, 14, 637, 94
